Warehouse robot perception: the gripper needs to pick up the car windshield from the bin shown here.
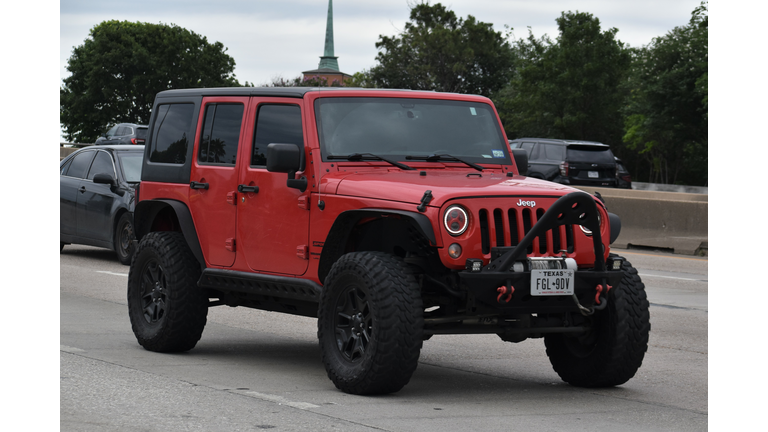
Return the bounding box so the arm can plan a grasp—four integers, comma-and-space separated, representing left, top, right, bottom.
315, 97, 510, 164
566, 146, 615, 164
118, 152, 143, 182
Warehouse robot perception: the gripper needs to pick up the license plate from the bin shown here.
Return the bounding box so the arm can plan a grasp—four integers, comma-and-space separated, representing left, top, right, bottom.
588, 171, 599, 178
531, 269, 574, 296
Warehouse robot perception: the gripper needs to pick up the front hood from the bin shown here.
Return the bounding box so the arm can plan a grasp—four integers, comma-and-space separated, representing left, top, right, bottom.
326, 169, 580, 207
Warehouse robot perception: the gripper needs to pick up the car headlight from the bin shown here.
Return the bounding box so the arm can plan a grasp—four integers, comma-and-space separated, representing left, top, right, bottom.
579, 212, 602, 236
444, 205, 469, 236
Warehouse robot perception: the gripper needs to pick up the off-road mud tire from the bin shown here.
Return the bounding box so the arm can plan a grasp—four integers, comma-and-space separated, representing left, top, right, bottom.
318, 252, 423, 395
115, 212, 136, 265
544, 255, 650, 387
127, 231, 207, 353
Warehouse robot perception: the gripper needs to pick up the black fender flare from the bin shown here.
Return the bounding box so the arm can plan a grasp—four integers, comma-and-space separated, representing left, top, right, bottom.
317, 209, 436, 284
133, 199, 205, 268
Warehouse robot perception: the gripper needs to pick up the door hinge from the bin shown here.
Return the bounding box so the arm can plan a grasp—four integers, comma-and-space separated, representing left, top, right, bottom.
226, 191, 237, 205
225, 238, 236, 252
296, 245, 308, 260
298, 195, 310, 210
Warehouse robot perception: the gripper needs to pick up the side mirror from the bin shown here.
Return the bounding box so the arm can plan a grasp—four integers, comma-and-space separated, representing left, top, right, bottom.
92, 173, 116, 187
511, 149, 528, 176
266, 143, 307, 192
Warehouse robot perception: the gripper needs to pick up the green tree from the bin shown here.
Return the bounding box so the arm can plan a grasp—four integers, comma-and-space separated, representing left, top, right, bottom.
366, 3, 514, 96
622, 1, 708, 185
497, 11, 631, 146
61, 20, 245, 143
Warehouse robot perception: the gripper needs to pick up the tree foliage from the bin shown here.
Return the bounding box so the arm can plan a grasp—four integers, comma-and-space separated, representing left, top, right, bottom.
621, 1, 708, 185
496, 11, 631, 146
366, 3, 514, 96
61, 20, 245, 143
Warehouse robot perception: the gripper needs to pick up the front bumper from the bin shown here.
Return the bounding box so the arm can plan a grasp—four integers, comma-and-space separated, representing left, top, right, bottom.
458, 191, 618, 313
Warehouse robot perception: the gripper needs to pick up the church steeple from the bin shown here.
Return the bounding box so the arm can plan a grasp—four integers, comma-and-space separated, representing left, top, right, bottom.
317, 0, 339, 71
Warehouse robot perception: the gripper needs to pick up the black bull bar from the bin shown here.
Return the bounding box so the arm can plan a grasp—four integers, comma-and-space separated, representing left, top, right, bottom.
459, 192, 622, 311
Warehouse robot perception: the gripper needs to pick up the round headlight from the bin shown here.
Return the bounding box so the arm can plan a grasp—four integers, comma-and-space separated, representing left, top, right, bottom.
579, 212, 602, 236
444, 205, 469, 236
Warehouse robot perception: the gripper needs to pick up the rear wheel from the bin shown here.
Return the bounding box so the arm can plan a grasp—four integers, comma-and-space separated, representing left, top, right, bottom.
115, 212, 135, 265
318, 252, 423, 395
544, 255, 650, 387
127, 231, 207, 353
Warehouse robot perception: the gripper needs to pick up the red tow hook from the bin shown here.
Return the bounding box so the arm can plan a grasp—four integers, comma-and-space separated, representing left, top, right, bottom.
595, 284, 613, 305
497, 282, 514, 303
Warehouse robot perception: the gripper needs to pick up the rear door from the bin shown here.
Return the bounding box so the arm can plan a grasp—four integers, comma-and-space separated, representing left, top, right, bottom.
60, 150, 95, 238
188, 97, 247, 267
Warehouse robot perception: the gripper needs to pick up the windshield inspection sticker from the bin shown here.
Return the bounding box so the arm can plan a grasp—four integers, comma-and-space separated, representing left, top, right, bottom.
482, 154, 492, 158
492, 149, 505, 158
469, 107, 477, 115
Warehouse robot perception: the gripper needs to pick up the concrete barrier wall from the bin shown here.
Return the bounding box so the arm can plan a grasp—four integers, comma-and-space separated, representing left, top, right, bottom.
575, 186, 708, 255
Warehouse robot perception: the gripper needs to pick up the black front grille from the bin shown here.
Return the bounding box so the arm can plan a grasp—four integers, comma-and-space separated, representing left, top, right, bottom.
477, 207, 575, 256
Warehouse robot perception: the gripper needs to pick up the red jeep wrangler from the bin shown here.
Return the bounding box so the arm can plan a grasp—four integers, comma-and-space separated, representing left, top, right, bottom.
128, 87, 650, 395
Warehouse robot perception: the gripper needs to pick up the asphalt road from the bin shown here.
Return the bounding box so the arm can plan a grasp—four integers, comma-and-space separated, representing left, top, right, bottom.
60, 245, 708, 431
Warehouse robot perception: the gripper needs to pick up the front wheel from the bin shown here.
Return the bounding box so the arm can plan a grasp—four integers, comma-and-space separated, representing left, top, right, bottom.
544, 255, 650, 387
115, 212, 136, 265
127, 231, 207, 353
318, 252, 423, 395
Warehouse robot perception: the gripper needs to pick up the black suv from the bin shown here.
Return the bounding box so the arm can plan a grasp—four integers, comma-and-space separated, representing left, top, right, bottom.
509, 138, 617, 188
95, 123, 148, 145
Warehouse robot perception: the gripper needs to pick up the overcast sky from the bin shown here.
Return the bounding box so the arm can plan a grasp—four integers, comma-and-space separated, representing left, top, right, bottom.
60, 0, 704, 87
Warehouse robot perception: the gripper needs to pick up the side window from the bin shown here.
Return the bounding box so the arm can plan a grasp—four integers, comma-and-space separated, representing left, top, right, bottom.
252, 105, 303, 167
541, 144, 565, 161
520, 142, 535, 156
116, 127, 127, 136
106, 125, 118, 137
528, 143, 541, 160
65, 151, 96, 179
198, 103, 244, 165
87, 151, 115, 180
150, 103, 195, 164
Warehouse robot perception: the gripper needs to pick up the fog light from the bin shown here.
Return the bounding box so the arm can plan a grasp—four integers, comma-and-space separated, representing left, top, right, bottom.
448, 243, 462, 259
466, 258, 483, 272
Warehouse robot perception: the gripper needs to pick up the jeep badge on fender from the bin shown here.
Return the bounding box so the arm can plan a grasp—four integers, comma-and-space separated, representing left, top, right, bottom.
127, 86, 650, 396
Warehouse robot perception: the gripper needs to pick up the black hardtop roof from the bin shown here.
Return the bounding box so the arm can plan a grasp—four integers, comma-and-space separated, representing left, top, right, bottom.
155, 87, 479, 99
510, 137, 609, 148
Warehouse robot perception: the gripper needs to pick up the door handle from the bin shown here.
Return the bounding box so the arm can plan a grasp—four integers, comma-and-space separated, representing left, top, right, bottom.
190, 181, 209, 190
237, 185, 259, 193
78, 186, 86, 193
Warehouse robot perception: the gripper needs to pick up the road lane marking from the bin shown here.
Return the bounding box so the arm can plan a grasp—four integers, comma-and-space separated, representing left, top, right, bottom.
242, 391, 320, 410
639, 273, 707, 283
60, 345, 85, 353
96, 271, 128, 277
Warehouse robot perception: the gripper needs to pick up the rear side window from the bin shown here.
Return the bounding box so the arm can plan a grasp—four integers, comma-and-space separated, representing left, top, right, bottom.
540, 144, 565, 161
136, 127, 148, 139
252, 105, 303, 167
150, 103, 195, 164
65, 151, 96, 179
87, 151, 115, 180
198, 103, 244, 165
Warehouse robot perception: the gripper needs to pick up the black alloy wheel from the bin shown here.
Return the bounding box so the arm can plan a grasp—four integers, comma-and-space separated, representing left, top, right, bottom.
333, 283, 373, 363
115, 212, 135, 265
140, 259, 168, 325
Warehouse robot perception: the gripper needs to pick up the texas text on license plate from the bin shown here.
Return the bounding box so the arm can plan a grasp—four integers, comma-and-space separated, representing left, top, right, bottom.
531, 269, 575, 296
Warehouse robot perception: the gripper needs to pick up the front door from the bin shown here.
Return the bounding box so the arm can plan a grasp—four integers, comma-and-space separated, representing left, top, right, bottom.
188, 97, 247, 267
236, 99, 310, 275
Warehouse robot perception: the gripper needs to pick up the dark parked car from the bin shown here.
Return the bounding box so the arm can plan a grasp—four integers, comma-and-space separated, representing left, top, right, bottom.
60, 145, 144, 264
95, 123, 148, 145
508, 138, 618, 188
615, 157, 632, 189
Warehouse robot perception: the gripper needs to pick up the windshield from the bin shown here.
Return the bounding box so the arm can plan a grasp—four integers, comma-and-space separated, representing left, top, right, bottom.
315, 97, 510, 164
118, 152, 143, 182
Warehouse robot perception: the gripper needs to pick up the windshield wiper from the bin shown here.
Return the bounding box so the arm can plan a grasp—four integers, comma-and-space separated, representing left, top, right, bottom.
327, 153, 415, 170
406, 153, 484, 171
